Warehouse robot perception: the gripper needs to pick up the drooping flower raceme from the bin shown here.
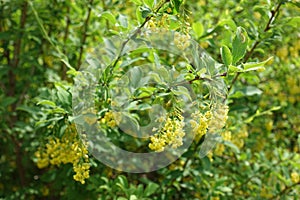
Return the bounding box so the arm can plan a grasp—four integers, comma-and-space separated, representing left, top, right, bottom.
149, 113, 185, 152
190, 110, 212, 141
35, 124, 90, 184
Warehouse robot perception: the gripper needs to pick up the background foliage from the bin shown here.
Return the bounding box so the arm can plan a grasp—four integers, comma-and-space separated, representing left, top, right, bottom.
0, 0, 299, 199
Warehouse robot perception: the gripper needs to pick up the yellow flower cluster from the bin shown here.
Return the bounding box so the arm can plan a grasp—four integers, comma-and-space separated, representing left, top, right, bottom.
99, 110, 119, 128
214, 130, 232, 156
291, 171, 300, 183
35, 124, 90, 184
146, 14, 169, 31
231, 125, 249, 149
174, 32, 191, 50
276, 39, 300, 60
190, 110, 212, 141
286, 76, 300, 104
149, 114, 185, 152
208, 104, 229, 133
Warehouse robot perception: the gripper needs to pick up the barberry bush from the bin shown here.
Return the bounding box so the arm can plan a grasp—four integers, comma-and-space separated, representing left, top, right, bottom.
1, 0, 299, 199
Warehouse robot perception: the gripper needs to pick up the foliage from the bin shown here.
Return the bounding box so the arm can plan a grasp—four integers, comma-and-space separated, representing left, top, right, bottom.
0, 0, 299, 199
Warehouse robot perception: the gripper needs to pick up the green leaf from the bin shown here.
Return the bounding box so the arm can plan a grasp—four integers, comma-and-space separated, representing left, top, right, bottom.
223, 141, 240, 154
116, 175, 130, 197
137, 103, 152, 110
172, 86, 192, 101
0, 97, 17, 107
220, 45, 233, 67
196, 68, 207, 77
143, 0, 154, 9
130, 0, 142, 5
232, 27, 248, 64
136, 6, 144, 23
37, 100, 56, 107
100, 11, 117, 24
228, 65, 243, 75
218, 18, 237, 30
242, 86, 262, 96
140, 6, 152, 18
144, 182, 159, 197
243, 57, 272, 72
117, 175, 129, 188
285, 16, 300, 28
171, 0, 183, 13
129, 67, 142, 88
55, 83, 71, 105
129, 195, 138, 200
192, 22, 204, 38
16, 105, 37, 114
61, 58, 75, 71
118, 14, 128, 28
117, 197, 128, 200
244, 106, 280, 123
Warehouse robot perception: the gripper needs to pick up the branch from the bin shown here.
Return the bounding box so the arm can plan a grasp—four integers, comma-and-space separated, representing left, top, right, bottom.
269, 181, 300, 200
226, 1, 283, 98
111, 0, 170, 69
77, 0, 94, 69
8, 1, 28, 99
61, 6, 71, 79
232, 156, 291, 194
8, 1, 28, 187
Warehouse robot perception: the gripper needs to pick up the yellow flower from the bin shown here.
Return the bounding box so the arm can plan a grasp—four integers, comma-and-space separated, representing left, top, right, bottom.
253, 11, 261, 20
34, 124, 90, 184
209, 104, 229, 133
149, 113, 185, 151
100, 110, 120, 128
265, 120, 273, 131
221, 130, 231, 141
41, 186, 49, 196
291, 172, 299, 183
276, 46, 288, 60
214, 143, 225, 156
174, 32, 191, 50
191, 110, 212, 141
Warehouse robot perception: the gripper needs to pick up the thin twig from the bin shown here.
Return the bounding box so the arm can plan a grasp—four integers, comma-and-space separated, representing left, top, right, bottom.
61, 6, 71, 79
77, 0, 94, 69
111, 0, 169, 69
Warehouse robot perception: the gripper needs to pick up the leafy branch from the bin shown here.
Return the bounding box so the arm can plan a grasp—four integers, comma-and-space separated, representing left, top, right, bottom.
269, 181, 300, 200
111, 0, 170, 69
232, 156, 291, 194
227, 1, 283, 96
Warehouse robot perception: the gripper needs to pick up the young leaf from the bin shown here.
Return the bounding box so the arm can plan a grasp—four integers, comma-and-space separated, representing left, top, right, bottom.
228, 65, 243, 75
118, 14, 128, 28
136, 7, 144, 23
172, 86, 192, 101
220, 45, 233, 67
99, 11, 116, 25
192, 22, 204, 38
37, 100, 56, 107
232, 27, 248, 64
242, 57, 273, 72
143, 0, 154, 9
144, 182, 159, 197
